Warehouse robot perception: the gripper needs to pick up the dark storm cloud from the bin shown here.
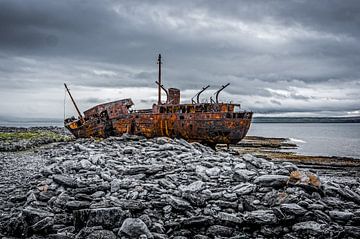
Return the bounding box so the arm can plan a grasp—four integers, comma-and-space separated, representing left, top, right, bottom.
0, 0, 359, 117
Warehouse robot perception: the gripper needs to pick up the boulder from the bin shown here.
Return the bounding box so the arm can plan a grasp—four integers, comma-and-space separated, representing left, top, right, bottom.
206, 225, 234, 237
73, 207, 127, 230
233, 183, 256, 195
53, 175, 77, 188
280, 203, 307, 216
179, 181, 205, 193
86, 230, 117, 239
168, 196, 192, 211
217, 212, 243, 225
329, 210, 353, 221
118, 218, 153, 239
233, 169, 257, 182
22, 206, 54, 225
292, 221, 326, 236
254, 175, 289, 188
244, 210, 278, 225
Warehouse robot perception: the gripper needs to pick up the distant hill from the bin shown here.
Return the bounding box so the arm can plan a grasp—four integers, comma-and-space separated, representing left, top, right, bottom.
253, 116, 360, 123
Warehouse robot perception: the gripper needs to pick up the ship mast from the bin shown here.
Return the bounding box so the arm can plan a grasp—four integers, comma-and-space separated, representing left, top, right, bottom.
157, 54, 162, 105
64, 83, 84, 123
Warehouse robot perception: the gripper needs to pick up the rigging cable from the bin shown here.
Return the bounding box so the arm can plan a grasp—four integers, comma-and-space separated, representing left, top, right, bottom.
63, 87, 66, 133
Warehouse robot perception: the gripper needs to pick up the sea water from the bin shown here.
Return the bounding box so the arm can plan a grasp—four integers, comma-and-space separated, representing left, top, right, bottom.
248, 123, 360, 159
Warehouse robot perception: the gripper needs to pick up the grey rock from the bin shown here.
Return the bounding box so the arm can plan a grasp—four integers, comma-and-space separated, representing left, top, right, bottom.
206, 225, 234, 237
91, 191, 105, 198
179, 180, 205, 193
243, 154, 273, 169
181, 216, 213, 227
280, 203, 307, 216
152, 222, 165, 234
73, 207, 127, 230
292, 221, 326, 235
233, 169, 257, 182
217, 212, 243, 225
244, 210, 278, 225
124, 164, 164, 175
205, 167, 221, 177
79, 159, 92, 170
123, 146, 136, 154
254, 175, 289, 188
168, 196, 192, 210
65, 201, 90, 210
100, 172, 112, 182
313, 210, 332, 223
110, 179, 121, 193
31, 216, 54, 233
118, 218, 153, 239
153, 233, 168, 239
344, 226, 360, 238
53, 175, 77, 188
22, 206, 54, 225
159, 179, 176, 189
329, 210, 353, 220
87, 230, 117, 239
233, 183, 256, 195
139, 214, 152, 228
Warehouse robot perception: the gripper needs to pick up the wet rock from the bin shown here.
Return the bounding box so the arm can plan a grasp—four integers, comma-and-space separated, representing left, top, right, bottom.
233, 183, 256, 195
124, 164, 164, 175
179, 180, 205, 193
4, 215, 28, 237
65, 201, 90, 210
206, 225, 234, 237
243, 154, 273, 169
31, 216, 54, 233
344, 226, 360, 238
292, 221, 326, 236
118, 218, 153, 239
217, 212, 243, 225
205, 167, 221, 177
79, 159, 92, 170
22, 206, 54, 225
73, 207, 127, 230
244, 210, 278, 225
329, 210, 353, 221
123, 146, 136, 154
254, 175, 289, 188
168, 196, 192, 211
87, 229, 117, 239
53, 175, 77, 188
233, 169, 257, 182
280, 203, 307, 216
110, 179, 121, 193
181, 216, 213, 227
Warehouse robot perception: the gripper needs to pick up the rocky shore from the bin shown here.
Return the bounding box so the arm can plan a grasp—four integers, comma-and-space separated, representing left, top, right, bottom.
0, 129, 359, 238
0, 127, 71, 152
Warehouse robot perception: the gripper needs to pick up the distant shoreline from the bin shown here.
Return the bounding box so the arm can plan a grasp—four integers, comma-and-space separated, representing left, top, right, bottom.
0, 116, 359, 126
253, 116, 360, 123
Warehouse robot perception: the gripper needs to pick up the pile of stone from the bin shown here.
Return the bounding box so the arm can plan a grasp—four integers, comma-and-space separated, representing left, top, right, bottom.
1, 135, 359, 238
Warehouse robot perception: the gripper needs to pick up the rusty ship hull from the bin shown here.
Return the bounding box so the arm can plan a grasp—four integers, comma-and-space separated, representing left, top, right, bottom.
66, 109, 252, 146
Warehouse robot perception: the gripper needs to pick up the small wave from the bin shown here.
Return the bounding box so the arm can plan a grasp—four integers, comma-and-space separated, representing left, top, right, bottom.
289, 138, 306, 143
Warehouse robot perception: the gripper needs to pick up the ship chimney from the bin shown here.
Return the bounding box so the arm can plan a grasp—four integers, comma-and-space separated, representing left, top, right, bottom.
157, 54, 162, 105
168, 88, 180, 104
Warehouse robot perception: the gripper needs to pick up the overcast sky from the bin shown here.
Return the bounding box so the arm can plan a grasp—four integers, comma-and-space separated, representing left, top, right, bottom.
0, 0, 359, 119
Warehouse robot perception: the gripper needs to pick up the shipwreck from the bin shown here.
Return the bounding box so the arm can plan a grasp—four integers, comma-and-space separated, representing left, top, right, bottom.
64, 55, 253, 148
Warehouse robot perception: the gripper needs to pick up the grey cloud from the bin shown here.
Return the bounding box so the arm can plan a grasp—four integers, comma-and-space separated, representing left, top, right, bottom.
0, 0, 359, 117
